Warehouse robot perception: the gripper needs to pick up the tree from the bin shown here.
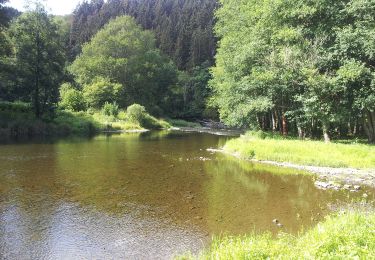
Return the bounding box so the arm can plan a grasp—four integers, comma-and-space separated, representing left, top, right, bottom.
82, 78, 121, 109
70, 15, 178, 115
210, 0, 375, 142
69, 0, 217, 70
59, 83, 86, 112
9, 2, 65, 117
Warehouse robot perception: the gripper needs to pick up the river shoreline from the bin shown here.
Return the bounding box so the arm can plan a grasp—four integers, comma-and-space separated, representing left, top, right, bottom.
207, 148, 375, 189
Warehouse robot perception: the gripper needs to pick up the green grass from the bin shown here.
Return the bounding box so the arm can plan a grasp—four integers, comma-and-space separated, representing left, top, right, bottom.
224, 131, 375, 169
179, 211, 375, 259
166, 118, 201, 128
0, 102, 172, 138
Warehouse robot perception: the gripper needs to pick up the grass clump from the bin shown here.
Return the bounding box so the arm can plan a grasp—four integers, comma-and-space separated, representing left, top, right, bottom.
166, 118, 201, 128
224, 131, 375, 169
184, 212, 375, 259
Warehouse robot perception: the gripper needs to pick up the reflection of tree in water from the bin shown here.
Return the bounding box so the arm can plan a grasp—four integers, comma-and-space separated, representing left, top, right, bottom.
202, 155, 349, 235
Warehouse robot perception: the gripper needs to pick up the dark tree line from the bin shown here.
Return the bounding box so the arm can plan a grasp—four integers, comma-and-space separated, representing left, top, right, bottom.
69, 0, 218, 70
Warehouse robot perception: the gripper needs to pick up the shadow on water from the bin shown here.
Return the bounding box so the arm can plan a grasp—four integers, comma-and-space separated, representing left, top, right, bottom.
0, 131, 373, 258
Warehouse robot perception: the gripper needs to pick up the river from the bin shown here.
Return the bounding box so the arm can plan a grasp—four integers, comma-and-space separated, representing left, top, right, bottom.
0, 131, 373, 259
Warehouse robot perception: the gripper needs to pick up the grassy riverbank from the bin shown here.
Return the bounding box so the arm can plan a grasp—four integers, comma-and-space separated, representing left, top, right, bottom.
0, 102, 176, 139
224, 131, 375, 169
186, 211, 375, 259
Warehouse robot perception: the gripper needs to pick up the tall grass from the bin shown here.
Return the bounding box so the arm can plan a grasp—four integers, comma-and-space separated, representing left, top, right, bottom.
180, 212, 375, 259
224, 131, 375, 169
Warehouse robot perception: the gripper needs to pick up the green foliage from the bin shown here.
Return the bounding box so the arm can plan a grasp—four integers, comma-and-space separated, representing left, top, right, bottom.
224, 132, 375, 169
0, 101, 31, 113
126, 104, 146, 124
126, 104, 170, 129
82, 78, 121, 109
70, 15, 178, 114
166, 119, 201, 128
69, 0, 217, 70
174, 61, 213, 118
192, 212, 375, 259
53, 110, 99, 135
101, 102, 119, 117
59, 83, 86, 112
211, 0, 375, 143
8, 3, 65, 117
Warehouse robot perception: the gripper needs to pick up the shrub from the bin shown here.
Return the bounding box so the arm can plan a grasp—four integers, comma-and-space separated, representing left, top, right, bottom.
126, 104, 147, 123
117, 110, 127, 120
83, 78, 122, 109
102, 102, 119, 117
126, 104, 170, 129
0, 101, 31, 113
59, 83, 86, 112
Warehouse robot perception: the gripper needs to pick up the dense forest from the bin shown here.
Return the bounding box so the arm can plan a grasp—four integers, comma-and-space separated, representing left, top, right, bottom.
211, 0, 375, 143
0, 0, 374, 143
69, 0, 217, 70
0, 0, 216, 121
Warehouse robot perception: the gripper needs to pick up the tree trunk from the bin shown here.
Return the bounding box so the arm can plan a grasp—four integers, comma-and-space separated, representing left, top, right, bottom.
297, 125, 305, 140
322, 123, 330, 143
363, 110, 375, 143
281, 110, 288, 136
271, 111, 277, 132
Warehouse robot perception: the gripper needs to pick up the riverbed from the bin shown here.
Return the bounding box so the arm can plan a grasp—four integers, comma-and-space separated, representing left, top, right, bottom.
0, 131, 373, 259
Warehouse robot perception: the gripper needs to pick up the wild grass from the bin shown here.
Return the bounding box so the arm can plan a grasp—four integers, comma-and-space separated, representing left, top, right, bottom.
224, 131, 375, 169
0, 102, 171, 138
179, 211, 375, 259
166, 118, 201, 128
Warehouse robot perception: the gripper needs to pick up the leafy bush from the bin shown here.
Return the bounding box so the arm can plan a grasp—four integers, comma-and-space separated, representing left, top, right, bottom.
101, 102, 119, 117
83, 78, 122, 109
126, 104, 170, 129
117, 110, 127, 120
54, 110, 99, 135
0, 101, 31, 113
59, 83, 86, 112
126, 104, 147, 123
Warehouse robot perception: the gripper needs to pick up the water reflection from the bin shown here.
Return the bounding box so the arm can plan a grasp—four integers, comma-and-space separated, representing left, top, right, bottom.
0, 131, 372, 259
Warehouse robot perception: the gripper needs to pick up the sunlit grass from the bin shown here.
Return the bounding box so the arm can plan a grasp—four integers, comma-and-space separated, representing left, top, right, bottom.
166, 118, 201, 128
224, 132, 375, 169
179, 211, 375, 259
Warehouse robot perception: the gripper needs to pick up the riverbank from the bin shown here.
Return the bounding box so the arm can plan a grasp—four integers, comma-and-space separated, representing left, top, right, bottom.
0, 102, 186, 139
182, 210, 375, 259
214, 131, 375, 188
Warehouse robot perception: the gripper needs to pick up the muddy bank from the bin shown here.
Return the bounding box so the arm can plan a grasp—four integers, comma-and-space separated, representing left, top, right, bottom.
207, 148, 375, 189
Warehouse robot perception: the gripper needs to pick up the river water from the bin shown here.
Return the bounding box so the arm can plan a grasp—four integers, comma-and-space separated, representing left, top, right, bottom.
0, 131, 373, 259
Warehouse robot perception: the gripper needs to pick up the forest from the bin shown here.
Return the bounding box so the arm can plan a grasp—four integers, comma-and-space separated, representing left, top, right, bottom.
0, 0, 374, 143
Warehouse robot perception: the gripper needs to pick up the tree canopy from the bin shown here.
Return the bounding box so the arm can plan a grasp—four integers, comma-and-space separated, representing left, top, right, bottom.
210, 0, 375, 142
70, 15, 178, 115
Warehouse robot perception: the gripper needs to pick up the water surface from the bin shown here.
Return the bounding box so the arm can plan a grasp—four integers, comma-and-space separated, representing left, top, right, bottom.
0, 131, 372, 259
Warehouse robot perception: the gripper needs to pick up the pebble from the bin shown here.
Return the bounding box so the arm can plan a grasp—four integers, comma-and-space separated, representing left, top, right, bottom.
353, 185, 361, 190
272, 219, 279, 224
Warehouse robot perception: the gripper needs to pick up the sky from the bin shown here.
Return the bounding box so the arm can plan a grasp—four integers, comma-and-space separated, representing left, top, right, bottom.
6, 0, 82, 15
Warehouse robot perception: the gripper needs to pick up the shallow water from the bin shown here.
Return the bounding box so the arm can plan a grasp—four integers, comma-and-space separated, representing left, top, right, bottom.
0, 131, 373, 259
